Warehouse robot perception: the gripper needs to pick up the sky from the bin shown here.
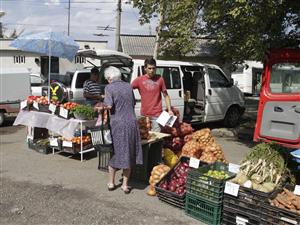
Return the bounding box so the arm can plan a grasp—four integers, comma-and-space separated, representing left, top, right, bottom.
0, 0, 158, 49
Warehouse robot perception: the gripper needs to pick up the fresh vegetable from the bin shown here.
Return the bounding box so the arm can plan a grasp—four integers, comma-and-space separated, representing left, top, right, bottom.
163, 148, 178, 167
27, 96, 38, 104
203, 170, 230, 180
231, 143, 289, 192
147, 164, 170, 196
269, 188, 300, 214
192, 128, 215, 146
181, 140, 203, 158
62, 102, 79, 110
159, 161, 190, 196
71, 105, 94, 120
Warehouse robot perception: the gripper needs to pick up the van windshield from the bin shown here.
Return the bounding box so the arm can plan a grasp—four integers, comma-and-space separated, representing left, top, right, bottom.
270, 62, 300, 93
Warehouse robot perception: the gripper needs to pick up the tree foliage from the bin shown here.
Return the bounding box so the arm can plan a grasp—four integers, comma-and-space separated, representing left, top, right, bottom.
133, 0, 300, 62
133, 0, 201, 57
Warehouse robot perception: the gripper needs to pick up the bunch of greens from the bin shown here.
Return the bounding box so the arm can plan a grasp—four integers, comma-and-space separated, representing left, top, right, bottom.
231, 142, 293, 192
71, 105, 94, 120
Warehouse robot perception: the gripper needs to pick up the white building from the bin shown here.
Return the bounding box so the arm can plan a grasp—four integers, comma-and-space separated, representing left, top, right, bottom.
0, 39, 107, 78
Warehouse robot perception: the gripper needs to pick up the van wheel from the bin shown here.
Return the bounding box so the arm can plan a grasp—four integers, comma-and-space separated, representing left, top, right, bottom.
223, 106, 240, 128
0, 112, 4, 126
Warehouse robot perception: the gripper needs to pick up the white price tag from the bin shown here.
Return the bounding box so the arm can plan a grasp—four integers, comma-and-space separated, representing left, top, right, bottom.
49, 104, 56, 114
224, 181, 240, 197
63, 141, 73, 147
229, 163, 240, 174
33, 101, 39, 110
294, 185, 300, 196
236, 216, 248, 225
189, 157, 200, 169
49, 138, 58, 147
20, 100, 27, 109
59, 107, 68, 119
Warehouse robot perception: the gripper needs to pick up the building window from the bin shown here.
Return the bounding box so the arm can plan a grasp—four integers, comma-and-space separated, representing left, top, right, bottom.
75, 56, 86, 64
14, 56, 26, 64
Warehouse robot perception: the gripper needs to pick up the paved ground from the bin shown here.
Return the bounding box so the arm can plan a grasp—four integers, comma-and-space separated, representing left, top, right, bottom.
0, 98, 258, 225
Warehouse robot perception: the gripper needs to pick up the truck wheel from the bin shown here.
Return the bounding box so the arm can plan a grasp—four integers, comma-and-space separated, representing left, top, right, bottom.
0, 112, 4, 126
223, 106, 240, 128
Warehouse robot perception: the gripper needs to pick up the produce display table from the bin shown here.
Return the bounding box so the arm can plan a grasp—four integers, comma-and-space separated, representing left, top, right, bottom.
97, 131, 170, 182
14, 110, 96, 161
131, 132, 170, 182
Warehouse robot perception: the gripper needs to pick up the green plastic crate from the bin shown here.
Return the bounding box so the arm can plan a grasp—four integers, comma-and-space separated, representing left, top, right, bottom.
186, 162, 235, 204
185, 193, 222, 225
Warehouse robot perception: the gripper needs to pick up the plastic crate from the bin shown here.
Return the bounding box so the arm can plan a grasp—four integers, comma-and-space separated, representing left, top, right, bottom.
223, 184, 280, 218
222, 205, 261, 225
223, 192, 264, 224
185, 193, 222, 225
260, 203, 300, 225
28, 139, 51, 154
31, 104, 50, 113
260, 185, 300, 225
131, 141, 163, 182
154, 156, 190, 209
186, 162, 235, 204
62, 142, 93, 154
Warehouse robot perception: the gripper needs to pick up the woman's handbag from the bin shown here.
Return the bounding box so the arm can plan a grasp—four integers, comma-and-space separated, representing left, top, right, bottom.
90, 109, 113, 152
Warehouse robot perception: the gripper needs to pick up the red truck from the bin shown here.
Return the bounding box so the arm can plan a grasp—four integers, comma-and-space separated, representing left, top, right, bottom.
254, 48, 300, 149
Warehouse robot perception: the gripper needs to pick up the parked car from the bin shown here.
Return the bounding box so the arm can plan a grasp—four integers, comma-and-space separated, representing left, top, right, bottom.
30, 73, 44, 96
0, 68, 31, 126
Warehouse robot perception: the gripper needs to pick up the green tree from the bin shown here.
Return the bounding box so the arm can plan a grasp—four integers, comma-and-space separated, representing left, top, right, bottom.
133, 0, 201, 57
133, 0, 300, 62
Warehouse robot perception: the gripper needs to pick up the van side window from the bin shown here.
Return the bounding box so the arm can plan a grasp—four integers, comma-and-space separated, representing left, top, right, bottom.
207, 68, 229, 88
157, 67, 182, 89
141, 66, 181, 89
75, 72, 90, 88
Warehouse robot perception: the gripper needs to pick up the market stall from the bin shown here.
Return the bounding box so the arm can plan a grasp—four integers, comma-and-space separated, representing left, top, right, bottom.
14, 109, 96, 161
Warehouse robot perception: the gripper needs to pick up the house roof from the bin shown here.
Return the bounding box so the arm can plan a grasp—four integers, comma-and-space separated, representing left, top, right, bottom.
120, 34, 156, 56
120, 34, 218, 57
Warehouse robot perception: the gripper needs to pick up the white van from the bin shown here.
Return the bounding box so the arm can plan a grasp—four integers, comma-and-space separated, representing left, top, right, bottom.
132, 59, 245, 127
76, 50, 245, 127
231, 61, 263, 95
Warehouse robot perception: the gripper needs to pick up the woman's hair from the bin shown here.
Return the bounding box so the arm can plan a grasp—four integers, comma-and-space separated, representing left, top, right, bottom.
104, 66, 121, 81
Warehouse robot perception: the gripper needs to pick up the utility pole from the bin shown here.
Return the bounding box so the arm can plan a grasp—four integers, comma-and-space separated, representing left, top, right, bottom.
115, 0, 121, 51
67, 0, 70, 35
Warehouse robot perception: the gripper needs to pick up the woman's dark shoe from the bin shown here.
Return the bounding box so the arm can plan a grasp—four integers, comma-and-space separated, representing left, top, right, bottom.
107, 183, 116, 191
121, 186, 132, 194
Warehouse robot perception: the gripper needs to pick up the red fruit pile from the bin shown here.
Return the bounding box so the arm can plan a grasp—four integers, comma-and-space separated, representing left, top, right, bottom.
27, 96, 38, 104
159, 161, 190, 196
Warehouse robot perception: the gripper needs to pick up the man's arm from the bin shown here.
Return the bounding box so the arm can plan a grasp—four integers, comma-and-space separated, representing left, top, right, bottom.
164, 94, 172, 113
83, 92, 101, 100
131, 77, 139, 89
160, 77, 173, 115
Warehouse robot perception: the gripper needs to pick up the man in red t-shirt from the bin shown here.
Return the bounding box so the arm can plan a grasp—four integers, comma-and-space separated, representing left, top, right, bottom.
132, 58, 173, 131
